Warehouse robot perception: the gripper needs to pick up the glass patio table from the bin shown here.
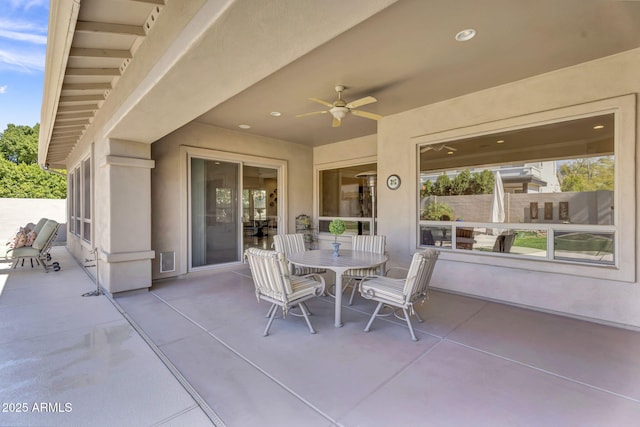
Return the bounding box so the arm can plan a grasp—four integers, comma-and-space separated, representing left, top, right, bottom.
287, 249, 388, 327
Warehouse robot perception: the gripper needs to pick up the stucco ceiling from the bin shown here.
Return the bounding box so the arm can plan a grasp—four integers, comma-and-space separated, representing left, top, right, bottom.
194, 0, 640, 146
43, 0, 640, 166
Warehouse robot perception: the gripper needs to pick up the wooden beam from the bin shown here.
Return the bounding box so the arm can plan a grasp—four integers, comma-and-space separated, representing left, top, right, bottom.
55, 112, 94, 120
49, 139, 79, 146
69, 47, 132, 59
60, 95, 105, 103
66, 68, 120, 76
57, 104, 99, 113
62, 83, 112, 91
55, 119, 91, 127
130, 0, 165, 5
53, 126, 86, 134
75, 20, 146, 36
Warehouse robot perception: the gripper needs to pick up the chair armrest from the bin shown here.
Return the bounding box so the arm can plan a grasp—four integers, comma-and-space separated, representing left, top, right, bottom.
300, 273, 326, 295
383, 266, 409, 279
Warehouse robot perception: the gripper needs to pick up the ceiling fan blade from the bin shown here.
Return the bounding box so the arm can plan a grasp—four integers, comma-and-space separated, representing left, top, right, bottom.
346, 96, 377, 109
296, 110, 328, 118
308, 97, 334, 107
350, 109, 382, 121
332, 117, 341, 127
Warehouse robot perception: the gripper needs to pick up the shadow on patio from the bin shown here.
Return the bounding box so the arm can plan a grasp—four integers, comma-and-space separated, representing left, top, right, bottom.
116, 262, 640, 426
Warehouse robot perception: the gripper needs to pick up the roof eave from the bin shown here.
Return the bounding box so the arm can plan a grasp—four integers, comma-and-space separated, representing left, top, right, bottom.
38, 0, 81, 168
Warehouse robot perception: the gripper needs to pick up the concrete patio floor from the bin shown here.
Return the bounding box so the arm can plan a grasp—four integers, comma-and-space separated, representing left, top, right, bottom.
3, 246, 640, 426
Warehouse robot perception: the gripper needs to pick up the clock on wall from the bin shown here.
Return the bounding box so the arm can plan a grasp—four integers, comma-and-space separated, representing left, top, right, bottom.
386, 174, 401, 190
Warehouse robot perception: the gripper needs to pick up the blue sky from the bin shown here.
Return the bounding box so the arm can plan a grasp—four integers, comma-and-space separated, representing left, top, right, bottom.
0, 0, 49, 130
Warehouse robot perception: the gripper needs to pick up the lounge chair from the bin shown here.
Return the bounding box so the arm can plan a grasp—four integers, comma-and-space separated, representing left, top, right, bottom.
7, 219, 61, 272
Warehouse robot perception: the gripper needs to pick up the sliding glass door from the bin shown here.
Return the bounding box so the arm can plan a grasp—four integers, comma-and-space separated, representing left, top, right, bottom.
188, 150, 286, 270
191, 158, 240, 266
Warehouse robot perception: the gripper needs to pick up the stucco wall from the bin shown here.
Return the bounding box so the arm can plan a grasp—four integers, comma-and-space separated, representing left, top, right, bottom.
374, 49, 640, 328
151, 121, 314, 279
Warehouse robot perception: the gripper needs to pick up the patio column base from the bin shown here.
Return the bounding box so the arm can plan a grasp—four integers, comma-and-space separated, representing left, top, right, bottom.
99, 250, 156, 294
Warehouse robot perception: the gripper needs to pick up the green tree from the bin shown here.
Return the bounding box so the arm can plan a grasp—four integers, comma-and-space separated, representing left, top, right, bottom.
451, 169, 471, 195
421, 200, 454, 220
433, 174, 452, 196
559, 157, 614, 192
0, 124, 66, 198
0, 123, 39, 164
469, 170, 495, 194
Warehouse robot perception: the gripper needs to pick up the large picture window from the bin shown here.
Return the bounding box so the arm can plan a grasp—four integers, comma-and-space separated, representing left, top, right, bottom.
418, 113, 615, 265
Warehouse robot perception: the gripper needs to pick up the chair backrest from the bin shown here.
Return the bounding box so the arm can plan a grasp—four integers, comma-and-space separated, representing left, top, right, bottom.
245, 248, 292, 302
32, 220, 58, 251
273, 233, 306, 256
352, 235, 386, 254
492, 233, 515, 253
33, 218, 49, 234
402, 249, 439, 302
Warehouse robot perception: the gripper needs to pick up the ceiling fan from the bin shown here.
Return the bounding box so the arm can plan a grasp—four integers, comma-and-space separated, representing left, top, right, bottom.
296, 85, 382, 127
420, 144, 458, 153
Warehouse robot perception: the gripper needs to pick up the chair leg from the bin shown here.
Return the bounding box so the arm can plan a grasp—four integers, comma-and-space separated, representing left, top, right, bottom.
264, 304, 279, 336
364, 302, 384, 332
414, 310, 424, 323
265, 303, 277, 318
299, 304, 316, 334
299, 302, 313, 316
402, 308, 418, 341
348, 279, 359, 306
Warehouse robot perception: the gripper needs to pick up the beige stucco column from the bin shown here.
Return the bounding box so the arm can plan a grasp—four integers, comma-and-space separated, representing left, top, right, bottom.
97, 139, 155, 294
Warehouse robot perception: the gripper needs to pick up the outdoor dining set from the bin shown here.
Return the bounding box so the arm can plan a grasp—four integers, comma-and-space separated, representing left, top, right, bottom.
244, 233, 439, 341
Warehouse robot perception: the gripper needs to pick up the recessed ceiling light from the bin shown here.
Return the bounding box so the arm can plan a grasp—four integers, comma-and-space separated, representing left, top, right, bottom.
496, 139, 504, 144
455, 29, 476, 42
238, 124, 251, 129
270, 111, 282, 117
593, 124, 605, 130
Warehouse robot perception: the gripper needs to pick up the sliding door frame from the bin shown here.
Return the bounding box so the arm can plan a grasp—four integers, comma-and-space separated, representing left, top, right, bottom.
180, 146, 287, 272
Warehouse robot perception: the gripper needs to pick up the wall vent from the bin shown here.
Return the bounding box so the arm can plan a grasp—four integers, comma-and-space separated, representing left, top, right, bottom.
160, 251, 175, 273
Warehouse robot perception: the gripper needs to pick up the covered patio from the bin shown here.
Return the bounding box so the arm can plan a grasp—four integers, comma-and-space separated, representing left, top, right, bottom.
4, 246, 639, 426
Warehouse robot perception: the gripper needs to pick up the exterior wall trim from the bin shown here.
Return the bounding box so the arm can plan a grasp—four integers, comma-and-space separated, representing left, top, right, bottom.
103, 155, 155, 169
100, 249, 156, 263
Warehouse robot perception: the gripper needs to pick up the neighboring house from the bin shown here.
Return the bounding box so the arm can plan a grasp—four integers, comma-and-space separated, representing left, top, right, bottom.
39, 1, 640, 329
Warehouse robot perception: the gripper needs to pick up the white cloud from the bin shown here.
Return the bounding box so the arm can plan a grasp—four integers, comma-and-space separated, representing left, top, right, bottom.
0, 28, 47, 44
0, 6, 47, 73
0, 19, 47, 44
0, 49, 44, 72
0, 85, 7, 94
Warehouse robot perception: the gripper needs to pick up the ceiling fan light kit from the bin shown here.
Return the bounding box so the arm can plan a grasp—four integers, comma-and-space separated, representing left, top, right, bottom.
296, 85, 382, 127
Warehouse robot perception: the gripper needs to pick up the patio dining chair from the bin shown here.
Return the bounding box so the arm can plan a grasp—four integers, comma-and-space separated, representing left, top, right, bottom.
359, 249, 439, 341
341, 234, 386, 305
273, 233, 326, 276
244, 247, 325, 336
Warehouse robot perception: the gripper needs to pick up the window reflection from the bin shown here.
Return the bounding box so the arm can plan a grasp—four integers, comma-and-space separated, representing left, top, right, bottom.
418, 112, 616, 265
554, 231, 614, 264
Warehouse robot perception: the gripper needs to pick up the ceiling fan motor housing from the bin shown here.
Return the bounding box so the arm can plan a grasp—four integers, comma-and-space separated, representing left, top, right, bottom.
330, 106, 349, 120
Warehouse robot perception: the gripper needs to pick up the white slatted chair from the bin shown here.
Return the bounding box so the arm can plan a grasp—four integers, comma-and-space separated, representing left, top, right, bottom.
360, 249, 439, 341
341, 235, 386, 305
245, 247, 325, 336
272, 233, 326, 276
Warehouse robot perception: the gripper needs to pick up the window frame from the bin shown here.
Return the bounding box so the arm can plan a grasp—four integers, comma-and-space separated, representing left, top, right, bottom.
314, 157, 377, 239
412, 95, 635, 282
68, 154, 92, 245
